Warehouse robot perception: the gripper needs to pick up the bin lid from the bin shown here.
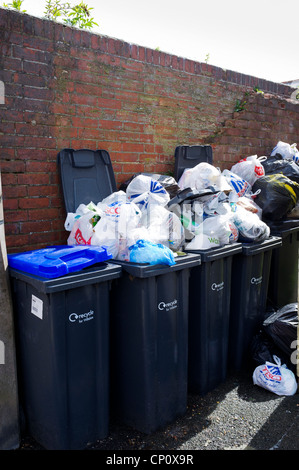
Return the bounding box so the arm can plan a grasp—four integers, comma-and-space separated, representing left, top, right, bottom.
266, 218, 299, 236
174, 145, 213, 181
110, 253, 201, 278
57, 148, 117, 214
9, 262, 122, 294
240, 236, 282, 256
185, 242, 243, 262
7, 245, 113, 279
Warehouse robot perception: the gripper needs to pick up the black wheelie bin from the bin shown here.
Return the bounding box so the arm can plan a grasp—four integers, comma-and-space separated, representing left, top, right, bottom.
8, 245, 121, 450
174, 145, 242, 395
228, 236, 282, 371
266, 220, 299, 309
57, 148, 201, 434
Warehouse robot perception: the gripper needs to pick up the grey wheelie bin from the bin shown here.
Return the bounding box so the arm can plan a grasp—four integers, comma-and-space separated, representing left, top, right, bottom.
228, 236, 282, 371
266, 220, 299, 309
8, 246, 121, 450
57, 148, 201, 434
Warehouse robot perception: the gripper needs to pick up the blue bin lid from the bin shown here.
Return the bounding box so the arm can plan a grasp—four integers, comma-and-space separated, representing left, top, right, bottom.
7, 245, 113, 278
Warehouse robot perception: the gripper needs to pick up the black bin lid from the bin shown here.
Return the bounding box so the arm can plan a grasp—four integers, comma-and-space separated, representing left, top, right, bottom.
174, 145, 213, 181
57, 148, 117, 213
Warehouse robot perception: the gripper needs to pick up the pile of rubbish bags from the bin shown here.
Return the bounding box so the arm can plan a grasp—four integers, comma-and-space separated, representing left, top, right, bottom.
64, 140, 299, 266
251, 303, 298, 396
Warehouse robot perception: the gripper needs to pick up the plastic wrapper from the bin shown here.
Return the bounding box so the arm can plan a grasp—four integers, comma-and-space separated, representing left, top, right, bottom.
252, 174, 299, 221
129, 239, 176, 266
234, 196, 262, 219
230, 155, 266, 187
126, 174, 170, 209
178, 162, 231, 193
253, 355, 297, 396
271, 141, 299, 163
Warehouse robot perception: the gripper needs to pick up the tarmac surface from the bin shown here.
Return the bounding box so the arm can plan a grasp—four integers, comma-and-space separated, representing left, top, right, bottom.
18, 367, 299, 453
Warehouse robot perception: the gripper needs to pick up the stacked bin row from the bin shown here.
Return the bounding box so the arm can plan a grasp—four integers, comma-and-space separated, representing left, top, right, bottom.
173, 145, 282, 389
7, 145, 298, 450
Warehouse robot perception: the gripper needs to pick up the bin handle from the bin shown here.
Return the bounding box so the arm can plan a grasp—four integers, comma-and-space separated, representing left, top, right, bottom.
44, 246, 110, 272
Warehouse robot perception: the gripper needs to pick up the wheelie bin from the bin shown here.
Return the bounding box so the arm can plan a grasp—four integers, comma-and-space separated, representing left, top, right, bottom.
174, 145, 243, 394
8, 245, 121, 450
228, 236, 282, 371
57, 148, 201, 434
266, 220, 299, 309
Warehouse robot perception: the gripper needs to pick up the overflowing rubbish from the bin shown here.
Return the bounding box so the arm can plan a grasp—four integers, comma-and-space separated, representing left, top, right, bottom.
252, 355, 297, 396
251, 302, 298, 394
230, 155, 266, 187
64, 140, 299, 265
263, 303, 298, 360
271, 140, 299, 163
253, 174, 299, 221
129, 239, 175, 266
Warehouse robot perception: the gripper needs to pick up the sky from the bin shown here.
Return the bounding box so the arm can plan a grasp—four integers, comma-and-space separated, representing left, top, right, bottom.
3, 0, 299, 85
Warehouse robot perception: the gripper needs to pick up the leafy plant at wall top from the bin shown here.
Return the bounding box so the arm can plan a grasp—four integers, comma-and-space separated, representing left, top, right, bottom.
44, 0, 98, 29
2, 0, 26, 11
1, 0, 99, 30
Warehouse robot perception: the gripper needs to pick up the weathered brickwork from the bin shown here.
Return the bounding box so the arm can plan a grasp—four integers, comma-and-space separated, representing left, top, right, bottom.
0, 8, 298, 252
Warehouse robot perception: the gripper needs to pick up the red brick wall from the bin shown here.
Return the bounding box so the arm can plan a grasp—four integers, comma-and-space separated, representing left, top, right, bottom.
1, 8, 299, 253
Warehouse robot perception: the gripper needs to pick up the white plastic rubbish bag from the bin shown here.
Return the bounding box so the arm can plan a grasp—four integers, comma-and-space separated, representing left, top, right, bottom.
185, 213, 237, 250
141, 205, 185, 251
232, 205, 270, 242
126, 174, 170, 209
66, 202, 103, 246
178, 162, 231, 193
222, 169, 252, 197
231, 155, 265, 187
271, 141, 299, 163
253, 355, 298, 396
92, 200, 143, 260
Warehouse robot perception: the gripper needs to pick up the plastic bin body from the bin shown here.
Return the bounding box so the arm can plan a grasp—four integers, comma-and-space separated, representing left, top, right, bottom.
228, 237, 282, 371
186, 244, 242, 396
9, 263, 121, 450
267, 222, 299, 308
109, 254, 201, 434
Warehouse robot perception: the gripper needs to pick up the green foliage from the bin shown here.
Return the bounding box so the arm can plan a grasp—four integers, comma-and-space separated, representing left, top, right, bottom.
253, 86, 264, 95
2, 0, 26, 11
204, 53, 210, 64
234, 99, 247, 112
44, 0, 98, 29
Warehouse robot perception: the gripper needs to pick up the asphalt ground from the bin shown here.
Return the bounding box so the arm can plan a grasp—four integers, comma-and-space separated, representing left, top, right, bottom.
17, 366, 299, 455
